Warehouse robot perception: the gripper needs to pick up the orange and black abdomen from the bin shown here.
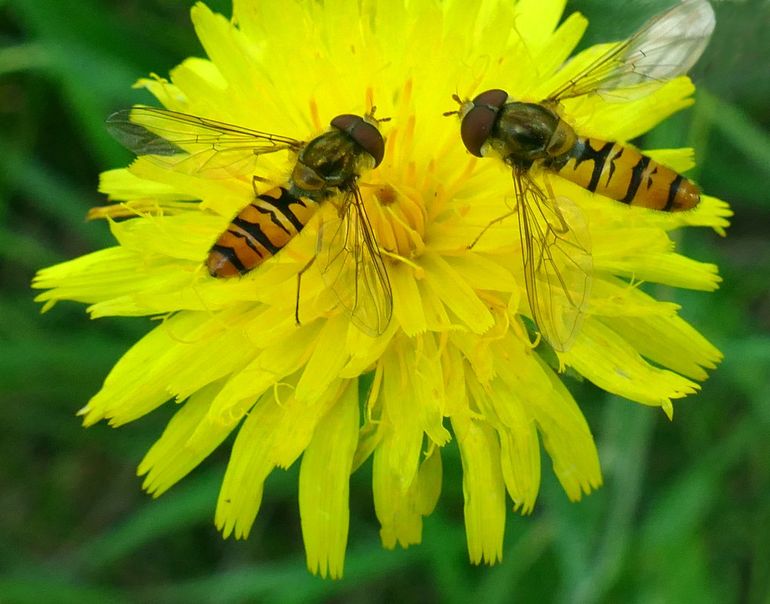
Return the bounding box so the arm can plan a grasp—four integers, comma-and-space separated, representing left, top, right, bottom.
548, 136, 700, 211
207, 187, 320, 278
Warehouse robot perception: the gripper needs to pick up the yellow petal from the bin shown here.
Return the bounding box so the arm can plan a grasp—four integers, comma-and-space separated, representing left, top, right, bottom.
270, 380, 341, 469
565, 318, 701, 415
452, 414, 506, 564
138, 379, 232, 496
531, 355, 603, 500
299, 381, 359, 579
295, 315, 352, 401
79, 311, 238, 426
372, 428, 443, 551
467, 375, 541, 512
645, 148, 696, 173
208, 322, 321, 422
215, 391, 284, 539
421, 252, 493, 334
515, 0, 567, 49
372, 427, 423, 549
602, 290, 722, 382
391, 263, 427, 336
566, 78, 695, 142
99, 168, 194, 201
415, 447, 442, 515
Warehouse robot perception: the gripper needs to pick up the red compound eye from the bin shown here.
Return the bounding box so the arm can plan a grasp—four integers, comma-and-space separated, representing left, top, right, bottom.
460, 89, 508, 157
330, 114, 384, 167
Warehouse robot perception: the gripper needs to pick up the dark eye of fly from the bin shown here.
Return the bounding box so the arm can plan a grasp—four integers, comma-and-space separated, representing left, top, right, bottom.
330, 114, 384, 167
460, 89, 509, 157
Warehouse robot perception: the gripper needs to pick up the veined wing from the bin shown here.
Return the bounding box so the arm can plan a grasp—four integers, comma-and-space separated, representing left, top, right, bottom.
106, 106, 304, 178
318, 185, 393, 337
515, 166, 592, 351
546, 0, 715, 103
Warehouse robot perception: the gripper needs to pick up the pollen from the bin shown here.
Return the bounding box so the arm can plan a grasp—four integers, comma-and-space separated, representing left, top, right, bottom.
374, 183, 397, 206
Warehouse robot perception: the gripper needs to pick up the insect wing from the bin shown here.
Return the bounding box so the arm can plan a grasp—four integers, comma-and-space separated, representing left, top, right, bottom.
319, 186, 393, 336
546, 0, 715, 102
515, 167, 592, 351
106, 107, 303, 178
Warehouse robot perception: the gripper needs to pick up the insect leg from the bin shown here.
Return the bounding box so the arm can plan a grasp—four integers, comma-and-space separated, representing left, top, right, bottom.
251, 175, 271, 196
468, 205, 518, 249
541, 173, 569, 234
294, 218, 325, 326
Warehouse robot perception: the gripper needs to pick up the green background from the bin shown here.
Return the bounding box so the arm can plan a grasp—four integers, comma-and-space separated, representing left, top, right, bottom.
2, 1, 768, 602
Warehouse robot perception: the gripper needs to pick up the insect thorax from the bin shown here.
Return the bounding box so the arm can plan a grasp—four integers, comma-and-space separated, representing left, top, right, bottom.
489, 102, 575, 167
292, 131, 373, 196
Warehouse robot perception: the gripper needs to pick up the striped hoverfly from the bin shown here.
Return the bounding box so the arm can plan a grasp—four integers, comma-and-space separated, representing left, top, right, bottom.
451, 0, 715, 351
106, 107, 393, 336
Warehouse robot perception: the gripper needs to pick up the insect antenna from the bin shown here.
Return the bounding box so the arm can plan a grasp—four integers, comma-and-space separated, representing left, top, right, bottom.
366, 105, 391, 124
443, 93, 464, 117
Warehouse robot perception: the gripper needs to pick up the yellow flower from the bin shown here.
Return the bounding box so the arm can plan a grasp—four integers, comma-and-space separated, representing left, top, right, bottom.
33, 0, 730, 578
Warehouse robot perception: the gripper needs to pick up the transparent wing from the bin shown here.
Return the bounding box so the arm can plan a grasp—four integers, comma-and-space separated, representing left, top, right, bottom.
546, 0, 715, 102
515, 166, 592, 351
106, 106, 303, 178
318, 186, 393, 336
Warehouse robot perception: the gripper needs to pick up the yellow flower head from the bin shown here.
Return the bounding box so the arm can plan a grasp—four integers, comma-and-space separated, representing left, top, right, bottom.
33, 0, 731, 578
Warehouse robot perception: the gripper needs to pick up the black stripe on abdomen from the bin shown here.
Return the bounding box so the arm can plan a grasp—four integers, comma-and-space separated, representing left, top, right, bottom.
565, 139, 616, 193
210, 244, 247, 273
232, 217, 281, 255
663, 174, 683, 211
259, 188, 308, 233
621, 155, 651, 204
227, 228, 263, 257
586, 142, 615, 192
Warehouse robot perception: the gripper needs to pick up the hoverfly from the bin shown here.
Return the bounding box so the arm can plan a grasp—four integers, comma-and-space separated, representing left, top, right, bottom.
106, 107, 393, 336
451, 0, 715, 351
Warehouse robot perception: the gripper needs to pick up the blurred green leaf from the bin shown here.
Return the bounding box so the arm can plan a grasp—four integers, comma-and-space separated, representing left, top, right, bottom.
475, 518, 556, 604
721, 337, 770, 416
0, 577, 129, 604
556, 398, 655, 604
71, 469, 222, 574
694, 89, 770, 190
141, 542, 423, 604
0, 42, 48, 75
0, 137, 110, 249
0, 223, 60, 267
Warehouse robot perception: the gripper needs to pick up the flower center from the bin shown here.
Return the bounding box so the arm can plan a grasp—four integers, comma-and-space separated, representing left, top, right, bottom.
363, 178, 426, 261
